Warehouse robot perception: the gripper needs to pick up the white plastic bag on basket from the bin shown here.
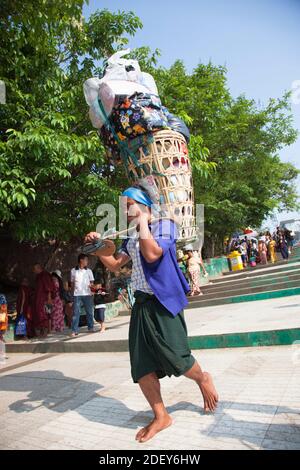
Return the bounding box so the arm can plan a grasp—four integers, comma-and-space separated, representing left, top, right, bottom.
83, 78, 101, 106
84, 50, 160, 128
86, 82, 116, 129
101, 49, 158, 95
88, 81, 150, 129
140, 72, 158, 95
101, 80, 149, 98
102, 49, 142, 83
98, 82, 116, 116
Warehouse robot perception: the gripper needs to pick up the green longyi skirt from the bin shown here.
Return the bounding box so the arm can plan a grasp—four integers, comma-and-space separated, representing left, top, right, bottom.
129, 290, 195, 383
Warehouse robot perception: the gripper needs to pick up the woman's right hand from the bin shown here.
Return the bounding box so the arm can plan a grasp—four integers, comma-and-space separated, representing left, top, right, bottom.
84, 232, 101, 244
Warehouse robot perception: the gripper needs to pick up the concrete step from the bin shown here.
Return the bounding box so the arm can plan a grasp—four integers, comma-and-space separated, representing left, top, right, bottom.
5, 294, 300, 353
6, 327, 300, 353
222, 261, 286, 276
190, 279, 300, 302
116, 277, 300, 313
222, 257, 300, 277
186, 286, 300, 309
211, 262, 300, 283
199, 271, 300, 294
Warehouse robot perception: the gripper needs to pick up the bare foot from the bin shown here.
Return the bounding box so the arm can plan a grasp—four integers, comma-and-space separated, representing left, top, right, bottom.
199, 372, 219, 412
135, 415, 173, 443
100, 325, 106, 332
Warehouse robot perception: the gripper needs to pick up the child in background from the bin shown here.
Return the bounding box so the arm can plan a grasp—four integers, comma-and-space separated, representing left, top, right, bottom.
63, 281, 74, 328
92, 282, 109, 332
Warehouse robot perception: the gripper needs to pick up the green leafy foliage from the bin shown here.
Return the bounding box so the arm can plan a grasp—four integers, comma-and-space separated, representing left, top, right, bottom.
150, 62, 299, 251
0, 1, 142, 239
0, 1, 298, 251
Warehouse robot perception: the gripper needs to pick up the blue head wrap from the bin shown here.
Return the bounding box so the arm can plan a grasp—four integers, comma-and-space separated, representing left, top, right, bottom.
121, 187, 153, 207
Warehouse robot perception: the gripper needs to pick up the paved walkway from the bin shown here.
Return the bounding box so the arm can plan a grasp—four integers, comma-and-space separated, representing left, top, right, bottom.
1, 345, 300, 450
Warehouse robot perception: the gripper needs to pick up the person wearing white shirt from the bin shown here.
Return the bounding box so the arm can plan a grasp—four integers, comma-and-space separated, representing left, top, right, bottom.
70, 254, 95, 336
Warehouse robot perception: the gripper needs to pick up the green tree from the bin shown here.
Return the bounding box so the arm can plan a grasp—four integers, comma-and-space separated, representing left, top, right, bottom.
1, 1, 298, 255
151, 62, 299, 255
0, 0, 142, 240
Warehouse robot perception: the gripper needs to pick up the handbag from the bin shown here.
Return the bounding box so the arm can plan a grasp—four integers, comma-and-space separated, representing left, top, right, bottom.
15, 313, 27, 336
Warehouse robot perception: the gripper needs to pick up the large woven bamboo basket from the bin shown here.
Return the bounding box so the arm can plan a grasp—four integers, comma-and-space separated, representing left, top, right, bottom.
125, 130, 196, 241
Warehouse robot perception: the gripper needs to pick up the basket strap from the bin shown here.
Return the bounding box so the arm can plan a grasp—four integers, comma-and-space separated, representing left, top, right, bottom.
98, 98, 143, 170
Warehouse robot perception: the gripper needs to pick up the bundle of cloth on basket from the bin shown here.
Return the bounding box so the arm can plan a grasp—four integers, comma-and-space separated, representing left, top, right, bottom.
83, 49, 190, 165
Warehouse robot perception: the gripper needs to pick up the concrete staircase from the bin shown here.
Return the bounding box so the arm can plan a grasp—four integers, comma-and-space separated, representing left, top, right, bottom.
117, 247, 300, 314
186, 246, 300, 309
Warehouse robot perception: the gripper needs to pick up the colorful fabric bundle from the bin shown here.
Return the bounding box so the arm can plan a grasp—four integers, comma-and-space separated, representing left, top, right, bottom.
100, 93, 168, 145
112, 93, 169, 138
84, 50, 191, 166
99, 92, 190, 165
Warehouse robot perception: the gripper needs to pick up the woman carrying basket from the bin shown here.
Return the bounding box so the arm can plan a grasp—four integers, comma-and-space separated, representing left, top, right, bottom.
84, 186, 218, 443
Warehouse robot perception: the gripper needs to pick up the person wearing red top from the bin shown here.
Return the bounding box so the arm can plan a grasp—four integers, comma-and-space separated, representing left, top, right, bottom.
16, 277, 35, 338
32, 263, 55, 337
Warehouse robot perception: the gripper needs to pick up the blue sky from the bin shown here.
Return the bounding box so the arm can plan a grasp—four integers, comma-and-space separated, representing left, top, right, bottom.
83, 0, 300, 229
